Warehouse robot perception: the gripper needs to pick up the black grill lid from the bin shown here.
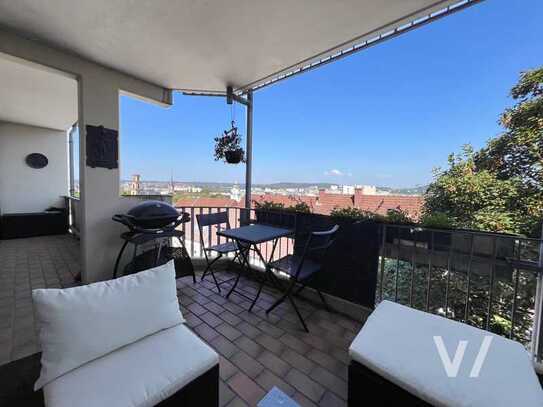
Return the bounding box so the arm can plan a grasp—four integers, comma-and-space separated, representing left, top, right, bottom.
127, 200, 178, 219
113, 200, 180, 231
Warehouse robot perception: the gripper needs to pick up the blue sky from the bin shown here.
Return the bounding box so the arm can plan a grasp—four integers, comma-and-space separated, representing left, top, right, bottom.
119, 0, 542, 188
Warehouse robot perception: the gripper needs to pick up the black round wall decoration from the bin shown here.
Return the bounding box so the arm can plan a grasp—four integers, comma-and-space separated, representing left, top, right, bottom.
26, 153, 49, 169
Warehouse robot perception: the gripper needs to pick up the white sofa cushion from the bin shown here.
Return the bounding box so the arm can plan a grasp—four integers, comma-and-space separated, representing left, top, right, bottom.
33, 261, 184, 390
349, 300, 543, 407
43, 324, 219, 407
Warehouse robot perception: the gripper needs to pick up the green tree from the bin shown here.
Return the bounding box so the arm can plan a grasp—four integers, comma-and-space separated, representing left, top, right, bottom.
424, 67, 543, 237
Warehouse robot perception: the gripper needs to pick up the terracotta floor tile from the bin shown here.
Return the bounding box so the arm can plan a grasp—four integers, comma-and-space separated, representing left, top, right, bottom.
227, 372, 266, 406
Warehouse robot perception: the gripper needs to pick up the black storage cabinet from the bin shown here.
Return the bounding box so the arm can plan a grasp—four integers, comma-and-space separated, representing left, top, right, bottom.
0, 210, 68, 239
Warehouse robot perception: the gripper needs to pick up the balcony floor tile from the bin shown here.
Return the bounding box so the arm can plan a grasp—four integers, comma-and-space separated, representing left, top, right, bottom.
0, 235, 365, 406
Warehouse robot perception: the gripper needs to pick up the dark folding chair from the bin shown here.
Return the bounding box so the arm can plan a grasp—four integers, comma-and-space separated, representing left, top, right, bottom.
266, 224, 340, 332
196, 211, 245, 293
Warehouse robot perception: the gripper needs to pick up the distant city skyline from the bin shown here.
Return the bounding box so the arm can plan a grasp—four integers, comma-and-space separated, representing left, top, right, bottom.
116, 177, 426, 188
118, 177, 426, 219
117, 0, 542, 188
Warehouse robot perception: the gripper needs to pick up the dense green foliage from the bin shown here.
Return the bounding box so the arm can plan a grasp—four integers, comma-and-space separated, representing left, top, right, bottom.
424, 67, 543, 237
419, 212, 455, 229
379, 69, 542, 346
254, 200, 311, 213
329, 207, 377, 221
330, 206, 456, 230
253, 200, 285, 211
288, 202, 312, 213
379, 253, 537, 345
383, 208, 414, 225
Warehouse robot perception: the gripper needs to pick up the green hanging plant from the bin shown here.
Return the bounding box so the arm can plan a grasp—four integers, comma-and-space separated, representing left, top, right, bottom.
214, 121, 245, 164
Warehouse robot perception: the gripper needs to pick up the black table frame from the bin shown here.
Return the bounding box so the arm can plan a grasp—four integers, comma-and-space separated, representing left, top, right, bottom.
217, 224, 293, 311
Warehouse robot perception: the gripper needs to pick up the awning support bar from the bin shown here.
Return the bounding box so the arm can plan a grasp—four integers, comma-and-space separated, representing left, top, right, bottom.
226, 86, 253, 211
244, 90, 253, 211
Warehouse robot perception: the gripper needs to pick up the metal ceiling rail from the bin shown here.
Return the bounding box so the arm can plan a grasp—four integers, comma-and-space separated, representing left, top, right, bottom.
238, 0, 485, 94
179, 0, 484, 97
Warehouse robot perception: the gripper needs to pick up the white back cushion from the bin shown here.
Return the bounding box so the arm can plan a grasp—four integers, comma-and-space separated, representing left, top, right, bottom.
33, 260, 184, 390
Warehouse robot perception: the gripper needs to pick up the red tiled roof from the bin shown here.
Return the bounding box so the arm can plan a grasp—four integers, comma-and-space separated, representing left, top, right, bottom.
355, 194, 424, 219
251, 194, 316, 210
175, 190, 424, 220
313, 192, 354, 215
250, 190, 424, 219
175, 197, 238, 208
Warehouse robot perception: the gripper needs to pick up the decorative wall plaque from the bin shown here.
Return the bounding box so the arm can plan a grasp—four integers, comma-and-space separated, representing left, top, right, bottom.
86, 125, 118, 169
26, 153, 49, 169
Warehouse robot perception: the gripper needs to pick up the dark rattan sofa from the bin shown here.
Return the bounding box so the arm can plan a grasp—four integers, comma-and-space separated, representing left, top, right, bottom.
0, 352, 219, 407
5, 262, 219, 407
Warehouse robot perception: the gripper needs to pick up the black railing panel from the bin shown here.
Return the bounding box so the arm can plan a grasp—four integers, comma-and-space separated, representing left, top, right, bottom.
378, 223, 542, 349
175, 206, 542, 356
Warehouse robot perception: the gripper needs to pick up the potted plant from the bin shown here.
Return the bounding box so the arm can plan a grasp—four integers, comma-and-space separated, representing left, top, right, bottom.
214, 121, 245, 164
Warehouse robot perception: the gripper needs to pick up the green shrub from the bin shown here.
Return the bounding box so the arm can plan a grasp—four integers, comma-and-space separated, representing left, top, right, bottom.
419, 212, 455, 229
254, 201, 285, 211
287, 202, 311, 213
330, 207, 376, 221
384, 208, 414, 225
254, 200, 312, 213
490, 314, 512, 336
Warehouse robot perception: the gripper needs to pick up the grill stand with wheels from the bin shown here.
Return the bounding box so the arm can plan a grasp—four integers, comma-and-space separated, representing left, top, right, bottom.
112, 202, 193, 280
112, 229, 193, 280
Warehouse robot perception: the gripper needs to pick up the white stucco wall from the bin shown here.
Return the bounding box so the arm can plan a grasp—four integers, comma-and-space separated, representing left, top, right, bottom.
0, 121, 68, 213
0, 28, 172, 282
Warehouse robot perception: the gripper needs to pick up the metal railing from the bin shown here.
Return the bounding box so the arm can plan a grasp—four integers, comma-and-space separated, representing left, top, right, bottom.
377, 224, 543, 353
65, 196, 81, 237
174, 206, 295, 268
121, 194, 173, 203
174, 206, 543, 360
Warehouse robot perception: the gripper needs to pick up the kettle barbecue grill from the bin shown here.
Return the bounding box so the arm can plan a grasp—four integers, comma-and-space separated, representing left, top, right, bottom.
113, 200, 189, 233
112, 201, 194, 280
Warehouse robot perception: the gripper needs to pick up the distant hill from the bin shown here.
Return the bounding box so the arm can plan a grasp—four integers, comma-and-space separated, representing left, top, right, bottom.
261, 183, 428, 195
257, 182, 334, 189
377, 185, 428, 195
121, 179, 428, 195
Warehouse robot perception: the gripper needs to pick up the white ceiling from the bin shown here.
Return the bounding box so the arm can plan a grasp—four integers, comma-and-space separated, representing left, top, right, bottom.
0, 0, 470, 93
0, 54, 77, 130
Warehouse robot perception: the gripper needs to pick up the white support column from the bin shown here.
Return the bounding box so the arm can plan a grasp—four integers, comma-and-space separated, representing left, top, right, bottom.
0, 29, 173, 284
78, 73, 122, 283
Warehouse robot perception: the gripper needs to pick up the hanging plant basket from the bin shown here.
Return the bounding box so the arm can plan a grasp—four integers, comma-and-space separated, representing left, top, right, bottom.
214, 121, 245, 165
225, 149, 244, 164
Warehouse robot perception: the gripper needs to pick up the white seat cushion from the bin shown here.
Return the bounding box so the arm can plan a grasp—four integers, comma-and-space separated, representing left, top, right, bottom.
33, 261, 184, 389
43, 324, 219, 407
349, 300, 543, 407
